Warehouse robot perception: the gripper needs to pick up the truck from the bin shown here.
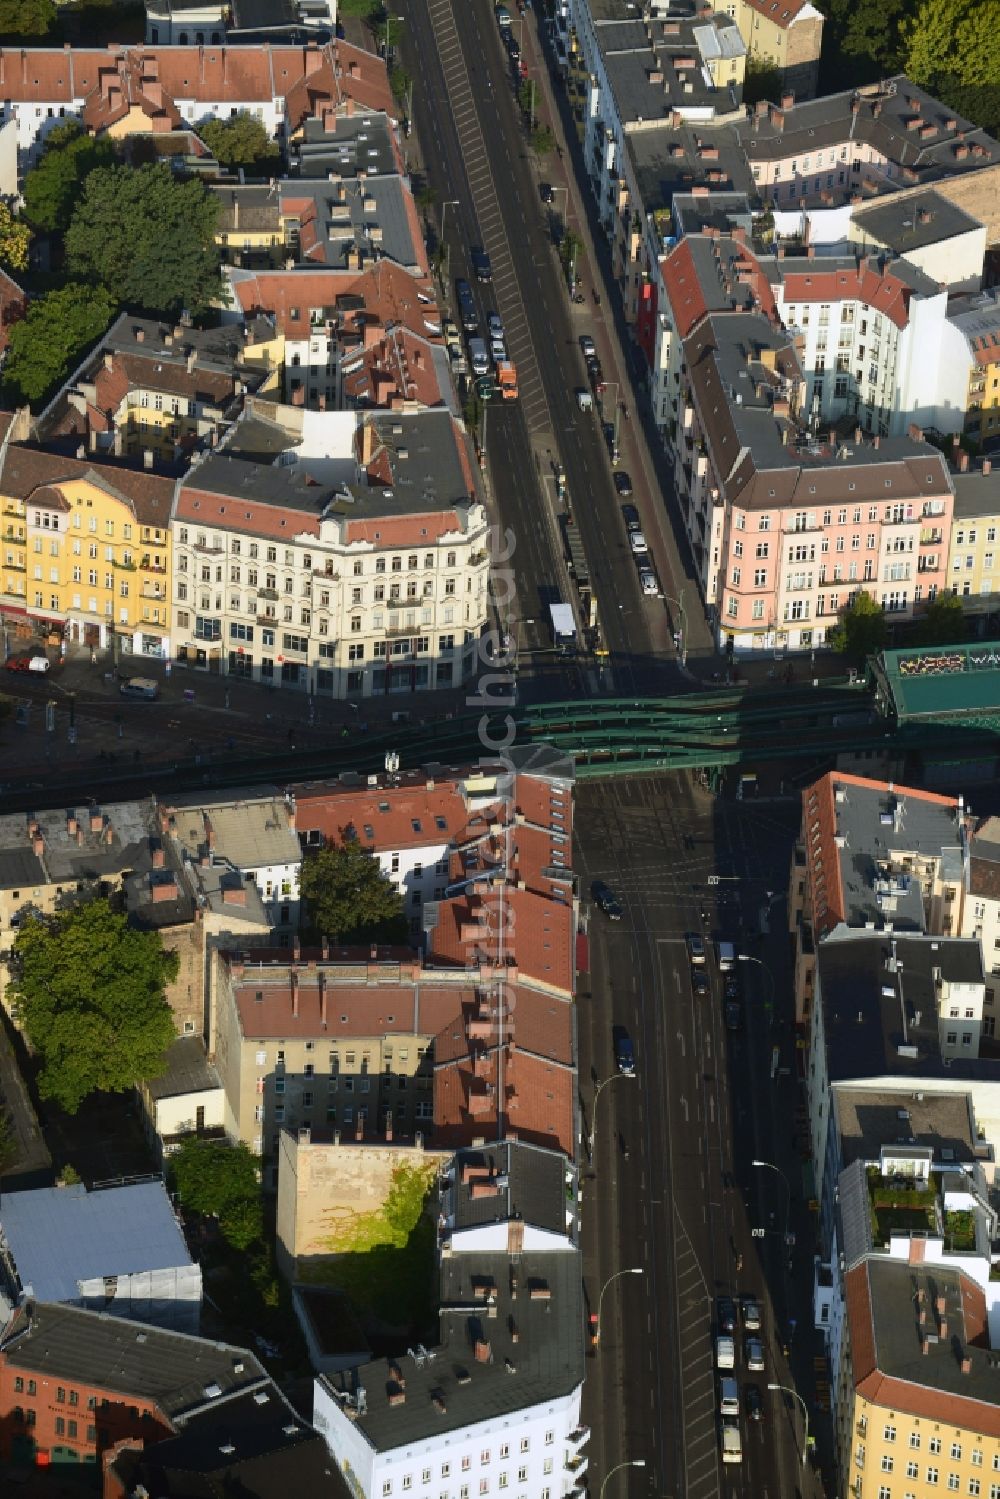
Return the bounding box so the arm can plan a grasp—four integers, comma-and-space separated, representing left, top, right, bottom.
495, 359, 518, 399
549, 600, 576, 646
720, 1421, 742, 1464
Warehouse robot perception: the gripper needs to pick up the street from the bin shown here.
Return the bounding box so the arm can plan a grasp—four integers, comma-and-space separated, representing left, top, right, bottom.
575, 774, 827, 1498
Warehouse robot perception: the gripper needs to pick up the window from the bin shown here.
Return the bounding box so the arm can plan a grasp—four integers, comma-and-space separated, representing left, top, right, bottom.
928, 1470, 939, 1486
931, 1441, 942, 1456
882, 1455, 894, 1471
953, 1446, 963, 1462
908, 1462, 919, 1478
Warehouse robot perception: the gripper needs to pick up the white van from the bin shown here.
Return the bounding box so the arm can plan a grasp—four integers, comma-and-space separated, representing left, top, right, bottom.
120, 676, 159, 700
468, 337, 490, 377
719, 1377, 739, 1417
717, 940, 736, 972
715, 1335, 735, 1370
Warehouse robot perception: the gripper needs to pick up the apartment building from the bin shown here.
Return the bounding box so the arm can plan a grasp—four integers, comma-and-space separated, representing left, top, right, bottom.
568, 0, 745, 239
725, 0, 823, 100
34, 313, 258, 469
0, 443, 174, 656
964, 817, 1000, 1028
313, 1141, 588, 1499
950, 291, 1000, 447
807, 930, 993, 1218
289, 108, 402, 181
790, 771, 966, 1026
212, 176, 429, 277
171, 403, 488, 697
835, 1257, 1000, 1499
947, 458, 1000, 616
739, 80, 1000, 247
144, 0, 336, 46
0, 1300, 267, 1470
225, 261, 446, 414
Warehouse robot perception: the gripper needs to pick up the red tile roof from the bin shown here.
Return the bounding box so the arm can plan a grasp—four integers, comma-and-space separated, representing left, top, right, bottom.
740, 0, 810, 27
434, 1041, 575, 1155
428, 885, 575, 997
230, 261, 438, 340
780, 261, 913, 332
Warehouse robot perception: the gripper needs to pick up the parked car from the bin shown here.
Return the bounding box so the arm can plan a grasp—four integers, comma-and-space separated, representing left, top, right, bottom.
692, 969, 710, 997
725, 1001, 742, 1032
745, 1385, 763, 1422
717, 1296, 736, 1335
487, 311, 504, 339
628, 530, 648, 556
490, 336, 506, 363
5, 653, 48, 673
592, 879, 623, 920
687, 933, 706, 965
507, 37, 521, 62
603, 421, 619, 461
621, 503, 640, 531
471, 245, 492, 282
745, 1337, 765, 1372
613, 470, 633, 496
638, 567, 658, 597
724, 974, 741, 1001
539, 181, 555, 205
580, 333, 597, 360
715, 1335, 735, 1371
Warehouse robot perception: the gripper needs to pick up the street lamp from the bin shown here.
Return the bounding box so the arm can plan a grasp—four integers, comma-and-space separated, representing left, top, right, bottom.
738, 952, 775, 1013
768, 1383, 809, 1466
662, 591, 687, 666
752, 1157, 791, 1245
594, 1266, 643, 1346
599, 1458, 646, 1499
587, 1071, 635, 1159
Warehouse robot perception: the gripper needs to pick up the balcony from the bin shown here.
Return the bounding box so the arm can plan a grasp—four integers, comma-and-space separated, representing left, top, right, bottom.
258, 587, 279, 601
192, 540, 224, 555
564, 1454, 589, 1479
141, 557, 167, 574
384, 618, 416, 638
113, 559, 137, 572
920, 529, 943, 547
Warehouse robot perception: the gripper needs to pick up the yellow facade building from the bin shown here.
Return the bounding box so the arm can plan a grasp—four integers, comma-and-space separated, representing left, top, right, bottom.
0, 446, 175, 656
839, 1258, 1000, 1499
948, 460, 1000, 619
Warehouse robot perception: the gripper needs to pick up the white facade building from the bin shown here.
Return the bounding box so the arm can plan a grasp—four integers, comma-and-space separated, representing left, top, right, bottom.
314, 1143, 588, 1499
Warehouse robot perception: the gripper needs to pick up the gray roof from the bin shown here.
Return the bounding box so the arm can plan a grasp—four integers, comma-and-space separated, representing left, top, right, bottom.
292, 112, 397, 181
739, 77, 1000, 187
105, 313, 252, 373
0, 1181, 193, 1302
164, 791, 300, 874
951, 467, 1000, 519
853, 191, 984, 258
322, 1245, 583, 1451
837, 1157, 875, 1269
449, 1141, 574, 1238
0, 797, 156, 888
863, 1257, 1000, 1406
145, 1036, 221, 1104
834, 1085, 977, 1170
595, 11, 744, 126
817, 931, 986, 1087
292, 177, 422, 273
0, 1301, 266, 1416
628, 121, 753, 222
111, 1385, 354, 1499
671, 191, 754, 238
823, 775, 963, 930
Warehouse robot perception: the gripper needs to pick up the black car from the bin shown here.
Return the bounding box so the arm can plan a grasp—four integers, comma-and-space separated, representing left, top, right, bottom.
508, 36, 521, 61
592, 879, 623, 920
455, 277, 478, 333
746, 1385, 763, 1422
717, 1295, 736, 1335
725, 1001, 742, 1032
724, 974, 741, 1001
471, 245, 492, 283
613, 471, 633, 497
539, 181, 555, 205
603, 422, 619, 459
621, 503, 640, 532
692, 970, 710, 998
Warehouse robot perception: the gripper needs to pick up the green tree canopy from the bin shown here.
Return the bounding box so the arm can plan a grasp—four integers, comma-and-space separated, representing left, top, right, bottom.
2, 282, 116, 406
7, 899, 178, 1113
0, 202, 30, 272
168, 1137, 263, 1250
917, 589, 967, 645
0, 0, 56, 40
22, 124, 116, 233
742, 55, 784, 109
197, 113, 280, 173
903, 0, 1000, 90
64, 163, 221, 316
828, 588, 888, 664
300, 837, 408, 945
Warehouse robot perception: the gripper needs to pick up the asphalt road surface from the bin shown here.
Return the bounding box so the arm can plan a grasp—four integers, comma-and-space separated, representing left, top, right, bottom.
405, 0, 683, 696
575, 775, 827, 1499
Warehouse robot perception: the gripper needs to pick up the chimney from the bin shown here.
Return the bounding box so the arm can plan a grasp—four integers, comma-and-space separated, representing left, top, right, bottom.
385, 1110, 393, 1142
474, 1340, 491, 1362
854, 426, 862, 444
983, 458, 992, 476
873, 435, 880, 448
104, 823, 114, 847
355, 1112, 363, 1141
286, 802, 296, 831
204, 814, 215, 849
151, 841, 165, 869
222, 883, 247, 906
780, 92, 794, 109
90, 809, 103, 833
907, 422, 922, 442
959, 450, 970, 472
936, 1296, 946, 1316
922, 1336, 930, 1354
32, 833, 43, 856
320, 973, 327, 1027
151, 874, 179, 903
135, 327, 145, 343
939, 1318, 948, 1337
291, 969, 299, 1019
66, 814, 77, 836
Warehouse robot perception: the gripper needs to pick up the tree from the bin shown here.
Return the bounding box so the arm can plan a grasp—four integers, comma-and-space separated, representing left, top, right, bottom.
821, 0, 909, 90
917, 589, 966, 645
2, 282, 116, 406
65, 163, 221, 317
22, 125, 116, 234
7, 899, 178, 1114
903, 0, 1000, 91
0, 0, 56, 40
300, 838, 408, 945
198, 113, 280, 173
530, 125, 555, 157
827, 589, 887, 664
0, 203, 30, 272
169, 1137, 263, 1250
742, 56, 783, 109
